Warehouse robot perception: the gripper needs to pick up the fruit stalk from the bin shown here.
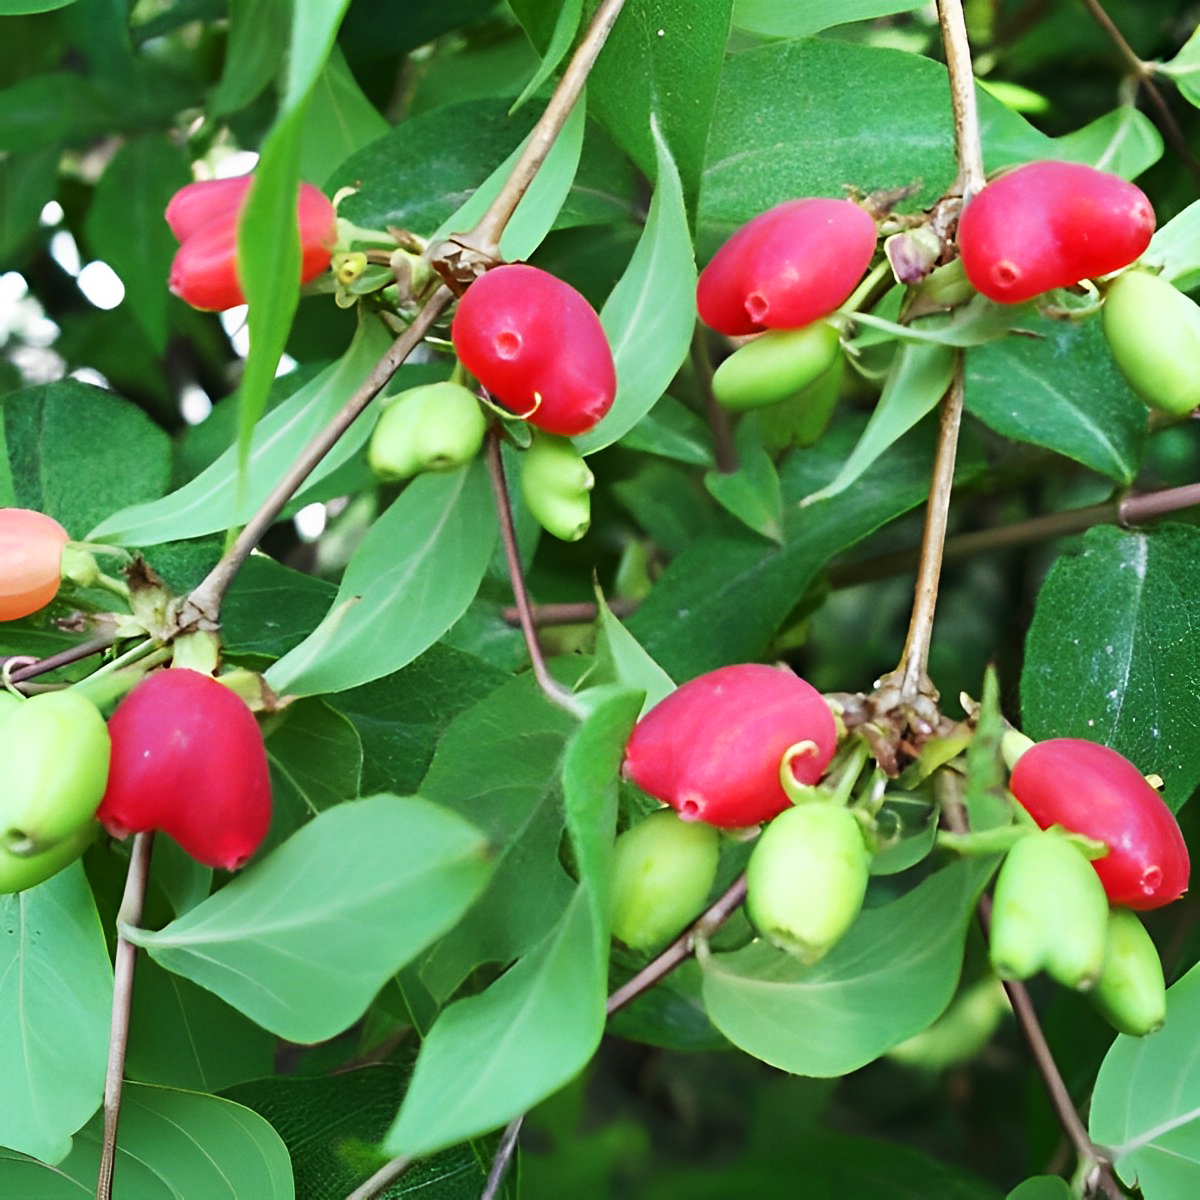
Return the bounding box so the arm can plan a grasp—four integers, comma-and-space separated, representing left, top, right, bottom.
97, 831, 155, 1200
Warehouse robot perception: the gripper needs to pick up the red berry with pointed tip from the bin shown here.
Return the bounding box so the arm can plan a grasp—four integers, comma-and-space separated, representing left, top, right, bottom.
451, 264, 616, 436
697, 198, 878, 336
1008, 738, 1189, 909
0, 508, 69, 621
98, 668, 272, 870
166, 176, 337, 311
623, 664, 837, 828
957, 161, 1155, 305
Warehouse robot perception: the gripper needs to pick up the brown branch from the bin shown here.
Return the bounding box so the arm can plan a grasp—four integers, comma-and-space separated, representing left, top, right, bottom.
1078, 0, 1200, 191
938, 0, 986, 199
97, 832, 155, 1200
463, 0, 628, 258
5, 636, 115, 685
692, 328, 737, 474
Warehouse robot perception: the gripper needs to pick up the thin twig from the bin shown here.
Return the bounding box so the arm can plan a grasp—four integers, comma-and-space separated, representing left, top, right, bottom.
5, 636, 115, 685
176, 290, 454, 630
97, 832, 155, 1200
481, 1116, 524, 1200
484, 430, 585, 717
692, 328, 737, 474
465, 0, 628, 258
343, 1153, 414, 1200
1078, 0, 1200, 191
938, 0, 986, 200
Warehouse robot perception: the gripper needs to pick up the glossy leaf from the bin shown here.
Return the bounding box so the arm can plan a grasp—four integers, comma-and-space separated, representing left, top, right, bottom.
1022, 523, 1200, 809
799, 341, 955, 506
0, 863, 112, 1163
510, 0, 582, 111
1145, 198, 1200, 292
699, 859, 990, 1076
301, 46, 390, 186
209, 0, 288, 117
126, 795, 493, 1042
0, 1083, 294, 1197
4, 380, 171, 536
1051, 105, 1163, 179
384, 885, 605, 1158
1007, 1180, 1072, 1200
577, 118, 694, 454
416, 674, 579, 1003
587, 595, 675, 715
704, 422, 784, 542
1091, 959, 1200, 1197
732, 0, 925, 37
89, 316, 392, 544
965, 315, 1146, 484
264, 459, 498, 696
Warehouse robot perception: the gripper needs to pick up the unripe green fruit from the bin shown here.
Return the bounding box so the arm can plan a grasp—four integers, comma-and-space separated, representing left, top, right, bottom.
610, 809, 721, 951
745, 803, 871, 963
1103, 271, 1200, 417
989, 830, 1110, 990
0, 690, 111, 856
711, 322, 841, 411
519, 430, 594, 542
1089, 907, 1167, 1037
0, 820, 97, 895
367, 382, 487, 481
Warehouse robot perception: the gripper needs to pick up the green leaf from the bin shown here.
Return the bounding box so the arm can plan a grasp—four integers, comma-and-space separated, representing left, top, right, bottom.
236, 0, 353, 466
627, 409, 985, 679
0, 863, 112, 1163
1007, 1179, 1073, 1200
264, 459, 498, 696
220, 554, 339, 660
965, 315, 1146, 484
301, 45, 390, 187
698, 859, 990, 1076
126, 795, 493, 1042
0, 1082, 294, 1197
588, 0, 733, 210
1091, 958, 1200, 1198
4, 380, 172, 538
1145, 198, 1200, 293
0, 72, 110, 153
264, 698, 364, 852
84, 134, 191, 353
1021, 524, 1200, 809
1050, 105, 1163, 179
732, 0, 926, 37
0, 146, 59, 262
126, 956, 278, 1093
576, 118, 695, 454
1155, 26, 1200, 110
963, 666, 1012, 833
89, 316, 392, 544
326, 642, 509, 797
510, 0, 582, 112
700, 40, 1051, 249
209, 0, 288, 117
587, 596, 675, 714
704, 421, 784, 542
618, 393, 715, 465
416, 675, 579, 1002
224, 1066, 507, 1200
799, 341, 956, 506
383, 885, 605, 1158
0, 0, 79, 12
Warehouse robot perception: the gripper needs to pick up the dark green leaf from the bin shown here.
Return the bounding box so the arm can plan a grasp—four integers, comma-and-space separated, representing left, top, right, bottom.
221, 554, 339, 659
705, 422, 784, 542
965, 315, 1146, 484
0, 146, 58, 261
1022, 524, 1200, 809
1007, 1179, 1073, 1200
3, 380, 171, 538
209, 0, 288, 117
732, 0, 926, 37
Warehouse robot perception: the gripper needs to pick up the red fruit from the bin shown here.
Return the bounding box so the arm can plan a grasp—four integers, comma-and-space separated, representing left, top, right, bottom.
956, 161, 1155, 305
98, 668, 272, 870
623, 664, 837, 828
1008, 738, 1189, 910
696, 198, 878, 336
166, 176, 337, 311
450, 264, 616, 436
0, 508, 69, 621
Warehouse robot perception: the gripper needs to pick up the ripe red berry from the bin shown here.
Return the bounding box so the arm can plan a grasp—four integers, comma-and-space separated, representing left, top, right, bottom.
98, 668, 272, 870
450, 263, 617, 436
0, 508, 69, 621
1008, 738, 1189, 910
623, 664, 837, 828
696, 198, 878, 336
166, 176, 337, 311
956, 161, 1155, 305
